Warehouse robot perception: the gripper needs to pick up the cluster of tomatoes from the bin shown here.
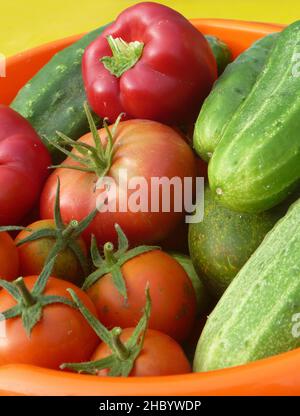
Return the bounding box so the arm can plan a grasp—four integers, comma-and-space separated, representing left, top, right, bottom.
0, 104, 205, 377
0, 2, 217, 377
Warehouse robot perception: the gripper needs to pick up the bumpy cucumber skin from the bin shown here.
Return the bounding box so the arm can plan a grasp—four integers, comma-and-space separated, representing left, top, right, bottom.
205, 35, 232, 75
193, 197, 300, 372
188, 186, 282, 299
11, 25, 109, 162
170, 252, 211, 315
209, 22, 300, 213
194, 33, 278, 162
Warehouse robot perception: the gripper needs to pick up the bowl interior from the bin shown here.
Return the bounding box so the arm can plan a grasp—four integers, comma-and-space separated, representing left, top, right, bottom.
1, 18, 297, 397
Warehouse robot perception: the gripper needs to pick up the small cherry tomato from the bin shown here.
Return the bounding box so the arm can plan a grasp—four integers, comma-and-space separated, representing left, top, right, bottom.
0, 276, 99, 369
15, 220, 88, 286
86, 250, 197, 342
92, 328, 191, 377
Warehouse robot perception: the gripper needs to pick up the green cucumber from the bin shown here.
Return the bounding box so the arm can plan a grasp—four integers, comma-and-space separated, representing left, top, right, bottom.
194, 196, 300, 372
188, 186, 283, 299
205, 35, 232, 75
209, 21, 300, 213
194, 33, 278, 162
170, 252, 211, 315
11, 24, 109, 163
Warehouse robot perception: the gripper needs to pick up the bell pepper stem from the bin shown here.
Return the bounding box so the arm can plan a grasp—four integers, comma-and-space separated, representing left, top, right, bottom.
101, 35, 144, 78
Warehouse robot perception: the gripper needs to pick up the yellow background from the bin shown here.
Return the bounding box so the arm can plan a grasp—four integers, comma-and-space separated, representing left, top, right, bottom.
1, 0, 299, 56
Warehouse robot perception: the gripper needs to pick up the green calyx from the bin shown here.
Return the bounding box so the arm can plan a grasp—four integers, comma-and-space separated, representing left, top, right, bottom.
50, 102, 123, 178
16, 178, 97, 278
101, 35, 144, 78
0, 258, 75, 337
61, 285, 151, 377
82, 223, 160, 299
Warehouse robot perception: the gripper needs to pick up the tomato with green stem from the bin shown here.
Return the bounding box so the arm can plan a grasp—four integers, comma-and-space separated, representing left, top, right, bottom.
61, 288, 191, 377
14, 179, 96, 286
0, 258, 99, 369
0, 232, 19, 281
83, 224, 197, 342
40, 103, 197, 247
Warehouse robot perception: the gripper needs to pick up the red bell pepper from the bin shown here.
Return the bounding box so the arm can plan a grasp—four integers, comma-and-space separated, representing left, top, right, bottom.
0, 105, 51, 225
83, 2, 217, 124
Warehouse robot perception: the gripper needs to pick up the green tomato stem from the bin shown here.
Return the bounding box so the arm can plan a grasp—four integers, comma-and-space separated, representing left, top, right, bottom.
111, 327, 130, 361
14, 278, 36, 308
103, 242, 117, 266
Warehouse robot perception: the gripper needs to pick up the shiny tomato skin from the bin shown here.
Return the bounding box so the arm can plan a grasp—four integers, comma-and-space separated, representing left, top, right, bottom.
0, 276, 99, 369
0, 232, 19, 281
91, 328, 191, 377
87, 250, 197, 342
15, 220, 88, 285
0, 105, 51, 225
40, 120, 197, 247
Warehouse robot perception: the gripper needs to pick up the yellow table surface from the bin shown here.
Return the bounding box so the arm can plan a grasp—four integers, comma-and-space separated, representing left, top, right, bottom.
0, 0, 299, 57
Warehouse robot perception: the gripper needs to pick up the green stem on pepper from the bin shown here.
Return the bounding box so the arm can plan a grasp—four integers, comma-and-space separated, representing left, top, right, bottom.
101, 35, 144, 78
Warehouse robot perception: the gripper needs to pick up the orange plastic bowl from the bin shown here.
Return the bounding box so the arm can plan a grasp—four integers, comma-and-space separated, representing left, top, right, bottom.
1, 19, 299, 397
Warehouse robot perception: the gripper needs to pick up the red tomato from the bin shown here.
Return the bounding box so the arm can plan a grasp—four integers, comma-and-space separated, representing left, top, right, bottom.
0, 105, 50, 225
0, 277, 99, 369
40, 119, 197, 247
86, 250, 197, 342
196, 156, 208, 178
0, 232, 19, 281
92, 328, 191, 377
15, 220, 88, 285
160, 220, 189, 254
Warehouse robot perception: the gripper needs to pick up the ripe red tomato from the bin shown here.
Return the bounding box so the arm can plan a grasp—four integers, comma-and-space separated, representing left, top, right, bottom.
0, 277, 99, 369
196, 156, 208, 178
40, 119, 197, 247
92, 328, 191, 377
0, 232, 19, 281
15, 220, 88, 285
86, 250, 197, 342
0, 105, 50, 225
160, 220, 189, 254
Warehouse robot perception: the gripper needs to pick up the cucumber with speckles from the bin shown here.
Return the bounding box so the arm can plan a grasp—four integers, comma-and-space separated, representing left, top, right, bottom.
194, 196, 300, 372
205, 35, 232, 75
209, 21, 300, 213
11, 24, 109, 163
188, 186, 283, 299
194, 32, 278, 162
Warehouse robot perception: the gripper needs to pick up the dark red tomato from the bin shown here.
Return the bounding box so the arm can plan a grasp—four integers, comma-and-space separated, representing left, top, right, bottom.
0, 276, 99, 369
0, 232, 19, 281
196, 156, 208, 178
86, 250, 197, 342
0, 105, 51, 225
92, 328, 191, 377
40, 119, 197, 247
160, 220, 189, 254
